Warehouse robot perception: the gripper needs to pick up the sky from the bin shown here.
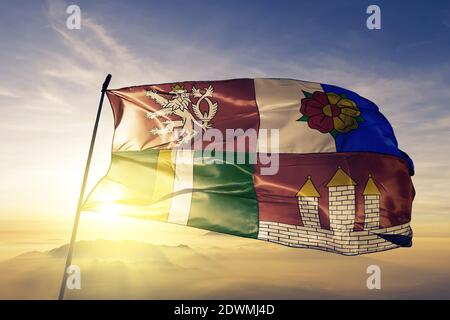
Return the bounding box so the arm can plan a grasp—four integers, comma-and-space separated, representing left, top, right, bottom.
0, 0, 450, 243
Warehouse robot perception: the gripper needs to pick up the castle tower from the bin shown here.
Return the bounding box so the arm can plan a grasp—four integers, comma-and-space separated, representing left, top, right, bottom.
363, 174, 381, 230
326, 166, 356, 232
297, 176, 321, 228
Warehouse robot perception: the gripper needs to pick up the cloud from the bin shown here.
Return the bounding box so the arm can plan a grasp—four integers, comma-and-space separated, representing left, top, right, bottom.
1, 239, 450, 299
45, 0, 143, 88
421, 115, 450, 130
0, 87, 19, 98
41, 0, 268, 100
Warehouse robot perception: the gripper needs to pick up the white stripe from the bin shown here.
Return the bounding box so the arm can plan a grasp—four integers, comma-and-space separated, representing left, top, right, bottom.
255, 78, 336, 154
167, 149, 194, 225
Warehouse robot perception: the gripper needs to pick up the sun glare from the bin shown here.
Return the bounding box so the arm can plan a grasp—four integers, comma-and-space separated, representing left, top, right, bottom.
97, 202, 121, 221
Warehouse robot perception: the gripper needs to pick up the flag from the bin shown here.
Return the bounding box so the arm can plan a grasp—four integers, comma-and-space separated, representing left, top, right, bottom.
82, 78, 415, 255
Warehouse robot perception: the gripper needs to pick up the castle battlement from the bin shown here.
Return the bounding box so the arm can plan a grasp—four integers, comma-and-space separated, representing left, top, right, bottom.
258, 166, 411, 255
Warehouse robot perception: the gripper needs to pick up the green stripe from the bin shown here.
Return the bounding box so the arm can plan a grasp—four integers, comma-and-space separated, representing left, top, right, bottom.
188, 151, 259, 238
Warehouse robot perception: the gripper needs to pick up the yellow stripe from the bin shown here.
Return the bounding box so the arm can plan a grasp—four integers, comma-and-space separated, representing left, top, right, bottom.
149, 149, 175, 221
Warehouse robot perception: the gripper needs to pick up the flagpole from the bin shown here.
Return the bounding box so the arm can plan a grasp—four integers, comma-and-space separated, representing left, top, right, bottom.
58, 74, 112, 300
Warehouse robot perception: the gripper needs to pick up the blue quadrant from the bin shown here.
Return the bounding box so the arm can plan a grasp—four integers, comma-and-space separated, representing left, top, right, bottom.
321, 84, 414, 175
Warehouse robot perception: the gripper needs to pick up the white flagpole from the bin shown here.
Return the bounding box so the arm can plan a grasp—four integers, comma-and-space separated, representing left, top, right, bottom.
58, 74, 112, 300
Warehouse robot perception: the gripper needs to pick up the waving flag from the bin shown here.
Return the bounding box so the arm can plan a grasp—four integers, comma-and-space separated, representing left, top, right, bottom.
82, 78, 415, 255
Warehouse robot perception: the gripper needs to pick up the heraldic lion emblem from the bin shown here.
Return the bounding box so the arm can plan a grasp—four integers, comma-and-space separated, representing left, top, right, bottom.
145, 84, 218, 146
